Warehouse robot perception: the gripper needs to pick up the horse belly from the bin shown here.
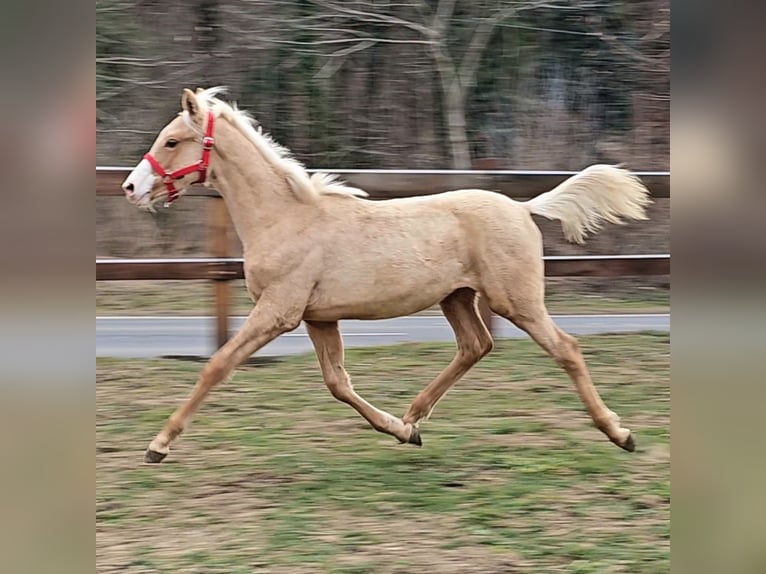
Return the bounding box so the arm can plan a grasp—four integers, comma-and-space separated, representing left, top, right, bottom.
302, 201, 483, 321
304, 263, 469, 321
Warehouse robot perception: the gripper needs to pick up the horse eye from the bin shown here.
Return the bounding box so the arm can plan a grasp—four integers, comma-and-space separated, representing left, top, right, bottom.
165, 139, 179, 149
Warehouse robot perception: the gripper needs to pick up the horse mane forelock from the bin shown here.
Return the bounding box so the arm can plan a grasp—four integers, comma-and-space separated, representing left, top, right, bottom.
192, 87, 366, 201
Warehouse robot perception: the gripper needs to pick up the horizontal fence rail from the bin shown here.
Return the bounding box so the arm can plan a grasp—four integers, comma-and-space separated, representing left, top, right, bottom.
97, 167, 670, 350
96, 255, 670, 281
97, 167, 670, 199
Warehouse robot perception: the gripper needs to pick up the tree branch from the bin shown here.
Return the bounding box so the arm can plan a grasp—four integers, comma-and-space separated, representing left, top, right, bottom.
261, 37, 431, 47
458, 13, 509, 89
430, 0, 457, 38
308, 0, 432, 36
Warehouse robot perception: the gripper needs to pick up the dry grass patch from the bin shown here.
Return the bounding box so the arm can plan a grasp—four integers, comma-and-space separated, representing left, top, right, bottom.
97, 333, 669, 573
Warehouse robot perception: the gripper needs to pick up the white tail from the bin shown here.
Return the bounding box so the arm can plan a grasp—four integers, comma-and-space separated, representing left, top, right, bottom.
524, 165, 652, 243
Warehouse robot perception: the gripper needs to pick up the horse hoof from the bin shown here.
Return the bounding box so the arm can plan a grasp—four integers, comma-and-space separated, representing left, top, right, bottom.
620, 432, 635, 453
144, 448, 167, 463
407, 426, 422, 447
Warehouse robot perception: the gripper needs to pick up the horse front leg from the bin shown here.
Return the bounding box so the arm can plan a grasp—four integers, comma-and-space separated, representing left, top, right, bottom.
144, 298, 303, 463
306, 320, 421, 445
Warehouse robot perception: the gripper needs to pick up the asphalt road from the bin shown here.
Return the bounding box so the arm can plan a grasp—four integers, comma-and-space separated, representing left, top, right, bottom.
96, 313, 669, 358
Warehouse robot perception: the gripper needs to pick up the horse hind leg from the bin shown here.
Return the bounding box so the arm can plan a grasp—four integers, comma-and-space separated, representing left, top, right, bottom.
490, 295, 634, 452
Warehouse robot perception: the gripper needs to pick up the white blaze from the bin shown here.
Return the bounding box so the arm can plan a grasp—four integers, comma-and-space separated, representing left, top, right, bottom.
122, 159, 155, 206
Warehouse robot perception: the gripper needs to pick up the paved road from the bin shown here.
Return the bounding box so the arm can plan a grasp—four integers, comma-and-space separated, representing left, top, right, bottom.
96, 313, 669, 358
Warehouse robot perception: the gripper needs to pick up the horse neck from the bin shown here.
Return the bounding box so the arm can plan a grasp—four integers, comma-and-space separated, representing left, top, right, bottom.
207, 119, 302, 250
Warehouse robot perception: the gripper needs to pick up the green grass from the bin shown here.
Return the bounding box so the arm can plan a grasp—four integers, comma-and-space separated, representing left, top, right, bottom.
97, 333, 669, 573
96, 280, 669, 316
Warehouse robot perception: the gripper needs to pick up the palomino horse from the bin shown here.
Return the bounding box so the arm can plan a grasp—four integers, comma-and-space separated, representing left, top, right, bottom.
122, 88, 650, 463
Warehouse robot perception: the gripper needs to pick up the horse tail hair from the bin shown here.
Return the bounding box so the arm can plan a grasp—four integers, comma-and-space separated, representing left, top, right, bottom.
523, 165, 652, 244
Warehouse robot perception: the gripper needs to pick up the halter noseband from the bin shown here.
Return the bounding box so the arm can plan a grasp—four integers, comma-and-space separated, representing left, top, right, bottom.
143, 110, 216, 205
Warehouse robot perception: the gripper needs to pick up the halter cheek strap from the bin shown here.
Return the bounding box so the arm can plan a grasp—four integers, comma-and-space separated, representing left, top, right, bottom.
143, 110, 216, 205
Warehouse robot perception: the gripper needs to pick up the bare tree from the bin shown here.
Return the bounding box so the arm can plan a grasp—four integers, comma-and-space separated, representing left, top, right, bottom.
300, 0, 569, 168
96, 0, 669, 169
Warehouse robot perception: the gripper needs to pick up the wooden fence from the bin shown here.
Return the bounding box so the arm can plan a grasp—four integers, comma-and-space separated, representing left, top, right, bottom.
97, 168, 670, 349
97, 167, 670, 199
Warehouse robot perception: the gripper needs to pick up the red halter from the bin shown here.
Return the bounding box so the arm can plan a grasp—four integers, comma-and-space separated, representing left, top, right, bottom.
143, 111, 216, 205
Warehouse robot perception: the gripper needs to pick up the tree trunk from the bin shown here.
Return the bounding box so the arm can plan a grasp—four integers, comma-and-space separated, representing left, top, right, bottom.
433, 45, 472, 170
444, 85, 471, 169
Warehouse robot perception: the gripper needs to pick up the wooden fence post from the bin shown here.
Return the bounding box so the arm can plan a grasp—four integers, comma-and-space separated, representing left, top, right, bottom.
209, 197, 231, 349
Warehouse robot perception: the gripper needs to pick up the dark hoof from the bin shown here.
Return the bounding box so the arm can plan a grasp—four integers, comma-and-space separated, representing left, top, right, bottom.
620, 433, 636, 453
144, 448, 167, 463
407, 426, 422, 447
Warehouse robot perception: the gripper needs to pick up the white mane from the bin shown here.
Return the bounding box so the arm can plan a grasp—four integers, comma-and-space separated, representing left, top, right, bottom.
188, 87, 367, 203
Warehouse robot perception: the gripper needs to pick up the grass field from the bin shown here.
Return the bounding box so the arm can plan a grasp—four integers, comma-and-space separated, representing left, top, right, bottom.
96, 280, 669, 316
96, 333, 669, 573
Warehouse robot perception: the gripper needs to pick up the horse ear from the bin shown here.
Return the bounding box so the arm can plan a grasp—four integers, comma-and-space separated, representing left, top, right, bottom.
181, 88, 201, 121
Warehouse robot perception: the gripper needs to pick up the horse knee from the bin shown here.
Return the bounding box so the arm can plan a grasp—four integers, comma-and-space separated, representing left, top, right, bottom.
325, 374, 353, 403
553, 333, 582, 372
273, 313, 302, 333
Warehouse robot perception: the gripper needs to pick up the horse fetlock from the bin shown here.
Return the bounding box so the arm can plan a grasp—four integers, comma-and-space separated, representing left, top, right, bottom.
606, 409, 621, 425
594, 416, 634, 452
594, 409, 621, 434
147, 438, 170, 455
402, 409, 426, 426
403, 398, 431, 425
